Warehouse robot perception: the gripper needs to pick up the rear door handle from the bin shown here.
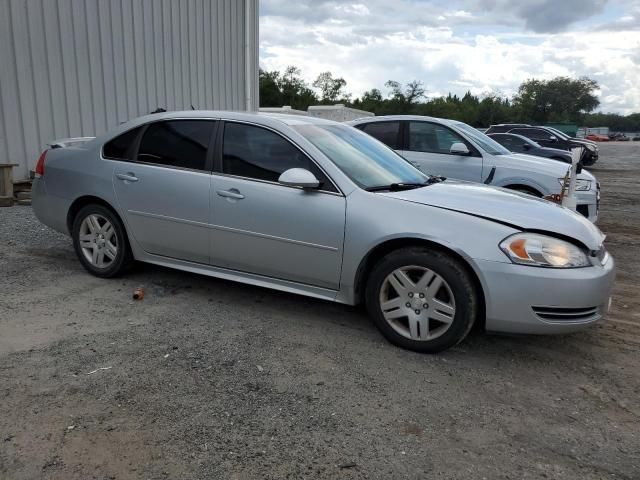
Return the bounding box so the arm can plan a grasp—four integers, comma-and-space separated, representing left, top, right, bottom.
216, 189, 244, 200
116, 172, 138, 182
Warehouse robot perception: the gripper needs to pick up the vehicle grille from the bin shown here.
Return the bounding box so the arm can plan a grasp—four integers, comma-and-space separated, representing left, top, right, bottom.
577, 204, 589, 218
532, 306, 600, 322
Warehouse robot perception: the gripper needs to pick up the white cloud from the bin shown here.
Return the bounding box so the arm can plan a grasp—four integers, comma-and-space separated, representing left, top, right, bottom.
260, 0, 640, 113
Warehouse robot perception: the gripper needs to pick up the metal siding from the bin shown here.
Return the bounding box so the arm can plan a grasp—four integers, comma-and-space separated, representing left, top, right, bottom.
0, 0, 258, 180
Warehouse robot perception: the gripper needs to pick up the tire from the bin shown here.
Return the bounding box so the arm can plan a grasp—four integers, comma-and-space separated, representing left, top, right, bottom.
71, 204, 132, 278
365, 248, 478, 353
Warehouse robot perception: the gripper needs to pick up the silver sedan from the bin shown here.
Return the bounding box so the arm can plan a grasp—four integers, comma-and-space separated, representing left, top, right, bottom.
32, 111, 615, 353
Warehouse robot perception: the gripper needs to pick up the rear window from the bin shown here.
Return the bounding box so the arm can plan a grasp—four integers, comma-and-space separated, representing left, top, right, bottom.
360, 121, 401, 149
136, 120, 213, 171
103, 127, 141, 160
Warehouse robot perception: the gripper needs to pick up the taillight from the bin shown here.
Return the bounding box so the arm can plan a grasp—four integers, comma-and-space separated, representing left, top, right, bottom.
35, 149, 48, 176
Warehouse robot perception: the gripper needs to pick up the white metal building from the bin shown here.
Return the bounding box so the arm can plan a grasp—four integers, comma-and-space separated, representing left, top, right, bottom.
0, 0, 259, 180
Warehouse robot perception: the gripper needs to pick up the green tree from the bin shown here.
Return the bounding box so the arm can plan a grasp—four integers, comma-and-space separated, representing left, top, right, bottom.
276, 66, 319, 110
385, 80, 426, 113
312, 71, 349, 104
513, 77, 600, 124
352, 88, 384, 113
258, 69, 283, 107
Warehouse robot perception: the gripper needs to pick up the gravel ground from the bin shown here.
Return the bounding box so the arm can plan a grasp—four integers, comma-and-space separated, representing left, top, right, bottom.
1, 143, 639, 479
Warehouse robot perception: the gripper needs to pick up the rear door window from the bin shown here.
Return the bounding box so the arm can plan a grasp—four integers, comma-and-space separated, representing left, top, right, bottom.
136, 120, 214, 171
494, 135, 520, 151
360, 122, 401, 149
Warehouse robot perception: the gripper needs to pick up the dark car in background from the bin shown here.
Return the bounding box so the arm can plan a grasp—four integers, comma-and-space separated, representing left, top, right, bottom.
485, 124, 598, 166
488, 133, 574, 165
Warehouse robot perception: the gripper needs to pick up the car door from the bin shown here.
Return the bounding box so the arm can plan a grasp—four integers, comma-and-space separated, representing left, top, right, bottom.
400, 121, 483, 182
209, 121, 346, 290
491, 134, 520, 153
112, 119, 216, 264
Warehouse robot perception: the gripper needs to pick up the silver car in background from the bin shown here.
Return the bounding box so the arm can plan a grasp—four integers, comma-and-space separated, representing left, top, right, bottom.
32, 111, 615, 353
348, 115, 600, 222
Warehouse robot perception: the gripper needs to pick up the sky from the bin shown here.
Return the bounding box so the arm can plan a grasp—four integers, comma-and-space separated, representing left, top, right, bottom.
259, 0, 640, 114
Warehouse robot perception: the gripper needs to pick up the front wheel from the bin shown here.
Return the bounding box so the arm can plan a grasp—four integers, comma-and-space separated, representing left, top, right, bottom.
72, 204, 132, 278
365, 248, 478, 353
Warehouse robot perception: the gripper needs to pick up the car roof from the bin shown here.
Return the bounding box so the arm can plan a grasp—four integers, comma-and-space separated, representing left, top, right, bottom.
348, 115, 460, 126
124, 110, 336, 128
99, 110, 340, 144
489, 132, 533, 142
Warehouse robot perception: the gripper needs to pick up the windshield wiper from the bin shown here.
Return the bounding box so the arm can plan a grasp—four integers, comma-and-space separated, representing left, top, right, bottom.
365, 176, 444, 192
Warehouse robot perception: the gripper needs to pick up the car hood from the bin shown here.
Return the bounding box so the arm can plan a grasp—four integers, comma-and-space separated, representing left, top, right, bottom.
499, 153, 593, 181
538, 146, 571, 158
380, 181, 605, 250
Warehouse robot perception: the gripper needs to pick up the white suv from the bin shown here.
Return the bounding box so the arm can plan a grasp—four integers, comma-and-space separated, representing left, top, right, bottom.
348, 115, 599, 222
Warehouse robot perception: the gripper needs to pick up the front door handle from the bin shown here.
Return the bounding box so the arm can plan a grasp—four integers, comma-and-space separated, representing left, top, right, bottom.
116, 172, 138, 183
216, 189, 244, 200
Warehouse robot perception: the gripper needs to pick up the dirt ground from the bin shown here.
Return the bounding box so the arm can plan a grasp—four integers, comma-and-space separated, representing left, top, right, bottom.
1, 142, 639, 479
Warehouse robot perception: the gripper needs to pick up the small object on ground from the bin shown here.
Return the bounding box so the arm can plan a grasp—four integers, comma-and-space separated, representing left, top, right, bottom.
66, 425, 75, 431
256, 365, 264, 372
338, 462, 357, 469
132, 287, 145, 300
86, 366, 112, 375
164, 353, 170, 359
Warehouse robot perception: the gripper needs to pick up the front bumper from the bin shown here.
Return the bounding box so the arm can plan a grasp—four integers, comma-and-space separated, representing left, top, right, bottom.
575, 187, 599, 222
476, 255, 615, 335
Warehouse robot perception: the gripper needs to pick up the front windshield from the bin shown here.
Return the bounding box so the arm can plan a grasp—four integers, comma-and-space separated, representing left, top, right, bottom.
453, 122, 511, 155
294, 124, 428, 189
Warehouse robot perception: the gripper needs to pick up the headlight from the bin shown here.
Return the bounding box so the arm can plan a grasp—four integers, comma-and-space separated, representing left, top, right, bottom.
586, 144, 596, 152
557, 178, 591, 191
499, 233, 590, 268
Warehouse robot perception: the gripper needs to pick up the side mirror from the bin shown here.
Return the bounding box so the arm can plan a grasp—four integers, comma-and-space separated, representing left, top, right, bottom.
522, 143, 531, 150
450, 142, 469, 155
278, 168, 320, 189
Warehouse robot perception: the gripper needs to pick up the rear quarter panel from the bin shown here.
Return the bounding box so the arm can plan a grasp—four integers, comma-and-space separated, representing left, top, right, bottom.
32, 144, 118, 235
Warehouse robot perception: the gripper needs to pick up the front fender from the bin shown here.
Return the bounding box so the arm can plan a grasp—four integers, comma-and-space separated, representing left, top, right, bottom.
491, 176, 552, 195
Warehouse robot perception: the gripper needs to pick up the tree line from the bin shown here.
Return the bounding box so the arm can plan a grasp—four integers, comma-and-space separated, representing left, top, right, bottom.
259, 67, 640, 131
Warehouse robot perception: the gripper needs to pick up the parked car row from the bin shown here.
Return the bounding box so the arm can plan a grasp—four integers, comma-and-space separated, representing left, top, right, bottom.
484, 124, 599, 166
586, 133, 610, 142
486, 133, 573, 165
348, 116, 598, 221
32, 111, 614, 354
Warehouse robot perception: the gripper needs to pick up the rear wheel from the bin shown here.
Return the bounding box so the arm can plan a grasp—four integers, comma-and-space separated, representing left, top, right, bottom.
365, 248, 478, 353
72, 204, 132, 278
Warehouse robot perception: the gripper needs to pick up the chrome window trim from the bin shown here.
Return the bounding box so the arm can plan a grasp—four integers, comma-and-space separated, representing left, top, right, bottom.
210, 171, 344, 197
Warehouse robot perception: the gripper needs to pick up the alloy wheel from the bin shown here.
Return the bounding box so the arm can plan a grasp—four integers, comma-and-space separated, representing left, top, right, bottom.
78, 214, 118, 269
379, 265, 456, 341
